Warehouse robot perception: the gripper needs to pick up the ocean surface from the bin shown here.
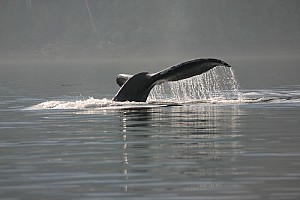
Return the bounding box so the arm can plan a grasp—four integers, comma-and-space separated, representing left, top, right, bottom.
1, 58, 300, 200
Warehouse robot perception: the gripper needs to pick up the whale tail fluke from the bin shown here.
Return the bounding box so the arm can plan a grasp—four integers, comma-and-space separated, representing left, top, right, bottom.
113, 58, 231, 102
113, 72, 153, 102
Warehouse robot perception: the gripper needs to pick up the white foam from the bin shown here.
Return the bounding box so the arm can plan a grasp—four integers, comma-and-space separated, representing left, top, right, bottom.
26, 97, 116, 110
25, 97, 170, 111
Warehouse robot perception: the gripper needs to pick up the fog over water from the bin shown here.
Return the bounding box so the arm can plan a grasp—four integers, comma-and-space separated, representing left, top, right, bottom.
1, 0, 300, 89
1, 0, 300, 59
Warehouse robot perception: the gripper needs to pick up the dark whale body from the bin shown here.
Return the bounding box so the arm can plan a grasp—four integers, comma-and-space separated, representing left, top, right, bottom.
113, 58, 231, 102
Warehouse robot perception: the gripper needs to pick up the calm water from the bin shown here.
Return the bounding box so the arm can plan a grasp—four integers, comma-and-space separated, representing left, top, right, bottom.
1, 58, 300, 200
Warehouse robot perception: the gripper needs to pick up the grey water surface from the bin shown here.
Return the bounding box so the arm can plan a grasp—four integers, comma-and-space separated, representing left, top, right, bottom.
1, 59, 300, 200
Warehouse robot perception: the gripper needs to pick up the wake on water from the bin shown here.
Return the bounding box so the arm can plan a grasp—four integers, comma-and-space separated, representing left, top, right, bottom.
26, 67, 300, 111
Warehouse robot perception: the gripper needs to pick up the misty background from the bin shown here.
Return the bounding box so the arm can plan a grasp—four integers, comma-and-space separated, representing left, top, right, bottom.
1, 0, 300, 60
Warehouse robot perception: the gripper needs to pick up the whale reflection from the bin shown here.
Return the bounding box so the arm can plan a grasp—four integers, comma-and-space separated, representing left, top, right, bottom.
118, 104, 243, 192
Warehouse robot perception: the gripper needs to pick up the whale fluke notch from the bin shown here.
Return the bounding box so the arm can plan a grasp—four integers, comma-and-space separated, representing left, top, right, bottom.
113, 58, 231, 102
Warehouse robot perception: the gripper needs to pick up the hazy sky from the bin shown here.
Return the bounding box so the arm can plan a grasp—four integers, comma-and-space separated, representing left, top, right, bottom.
0, 0, 300, 59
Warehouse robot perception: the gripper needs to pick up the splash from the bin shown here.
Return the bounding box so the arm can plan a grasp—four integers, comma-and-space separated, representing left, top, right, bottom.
26, 97, 113, 110
26, 66, 300, 111
148, 66, 243, 103
25, 97, 168, 111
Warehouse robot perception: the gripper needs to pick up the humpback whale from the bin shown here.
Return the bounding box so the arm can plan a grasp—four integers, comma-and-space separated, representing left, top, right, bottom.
113, 58, 231, 102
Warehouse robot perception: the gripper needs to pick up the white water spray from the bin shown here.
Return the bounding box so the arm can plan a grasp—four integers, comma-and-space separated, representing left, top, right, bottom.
148, 66, 243, 103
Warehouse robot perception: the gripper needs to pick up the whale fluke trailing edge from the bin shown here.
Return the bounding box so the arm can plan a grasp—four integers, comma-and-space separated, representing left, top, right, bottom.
113, 58, 231, 102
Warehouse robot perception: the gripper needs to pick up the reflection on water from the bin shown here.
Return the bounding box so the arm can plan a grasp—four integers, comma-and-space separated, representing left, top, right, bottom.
116, 105, 244, 195
1, 95, 300, 199
1, 59, 300, 199
0, 101, 249, 199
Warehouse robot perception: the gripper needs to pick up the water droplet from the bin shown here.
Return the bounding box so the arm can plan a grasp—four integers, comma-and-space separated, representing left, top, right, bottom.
148, 66, 243, 103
